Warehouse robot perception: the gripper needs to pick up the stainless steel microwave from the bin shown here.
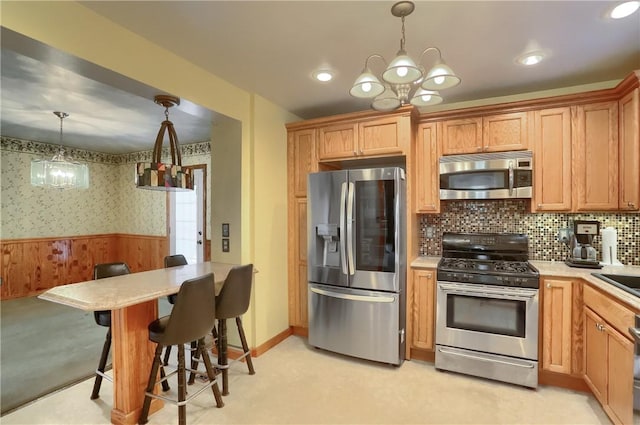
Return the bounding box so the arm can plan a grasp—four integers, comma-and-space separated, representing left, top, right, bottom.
439, 151, 533, 200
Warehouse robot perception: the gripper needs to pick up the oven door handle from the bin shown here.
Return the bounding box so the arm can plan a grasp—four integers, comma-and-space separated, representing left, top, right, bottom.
629, 327, 640, 343
437, 347, 535, 369
438, 282, 537, 300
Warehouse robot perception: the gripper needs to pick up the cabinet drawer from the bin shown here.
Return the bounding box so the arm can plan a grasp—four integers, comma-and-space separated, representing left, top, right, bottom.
584, 284, 634, 336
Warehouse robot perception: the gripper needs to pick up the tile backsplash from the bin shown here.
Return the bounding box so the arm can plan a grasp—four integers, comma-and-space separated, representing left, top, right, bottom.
419, 200, 640, 266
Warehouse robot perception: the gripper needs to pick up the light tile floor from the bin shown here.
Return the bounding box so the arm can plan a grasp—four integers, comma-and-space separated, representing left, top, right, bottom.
1, 335, 610, 424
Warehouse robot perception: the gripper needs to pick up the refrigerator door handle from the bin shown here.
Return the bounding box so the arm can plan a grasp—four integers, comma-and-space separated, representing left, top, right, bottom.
339, 182, 348, 275
346, 182, 355, 275
310, 286, 395, 303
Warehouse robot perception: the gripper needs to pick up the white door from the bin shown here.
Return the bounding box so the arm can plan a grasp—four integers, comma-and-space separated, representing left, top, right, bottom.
169, 166, 205, 264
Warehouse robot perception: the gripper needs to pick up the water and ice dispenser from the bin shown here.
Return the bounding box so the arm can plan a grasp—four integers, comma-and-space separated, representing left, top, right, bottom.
315, 223, 340, 268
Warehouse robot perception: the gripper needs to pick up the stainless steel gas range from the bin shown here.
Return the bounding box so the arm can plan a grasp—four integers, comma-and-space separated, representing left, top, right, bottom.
435, 232, 540, 388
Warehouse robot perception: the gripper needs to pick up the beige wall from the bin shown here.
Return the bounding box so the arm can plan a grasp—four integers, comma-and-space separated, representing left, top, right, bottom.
1, 1, 300, 348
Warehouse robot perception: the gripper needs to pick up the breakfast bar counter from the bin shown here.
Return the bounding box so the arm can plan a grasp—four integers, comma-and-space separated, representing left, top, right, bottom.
39, 262, 237, 425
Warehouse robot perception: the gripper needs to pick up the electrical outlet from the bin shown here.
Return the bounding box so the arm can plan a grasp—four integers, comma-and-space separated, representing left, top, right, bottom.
425, 226, 435, 239
558, 228, 570, 244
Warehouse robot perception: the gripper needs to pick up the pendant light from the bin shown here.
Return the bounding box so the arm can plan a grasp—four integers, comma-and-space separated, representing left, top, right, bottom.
30, 112, 89, 189
135, 95, 193, 191
350, 1, 461, 111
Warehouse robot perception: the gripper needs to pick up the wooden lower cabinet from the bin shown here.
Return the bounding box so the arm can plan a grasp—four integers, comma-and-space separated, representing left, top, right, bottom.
288, 199, 308, 331
409, 269, 436, 352
542, 278, 573, 374
583, 285, 635, 425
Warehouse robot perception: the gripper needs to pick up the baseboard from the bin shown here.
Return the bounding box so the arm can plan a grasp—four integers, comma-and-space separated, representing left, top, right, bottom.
291, 326, 308, 337
253, 327, 293, 357
409, 348, 435, 362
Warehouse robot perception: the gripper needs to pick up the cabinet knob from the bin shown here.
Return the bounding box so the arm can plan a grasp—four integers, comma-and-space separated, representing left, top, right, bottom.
359, 149, 363, 155
538, 204, 542, 208
353, 151, 357, 156
629, 202, 636, 208
546, 283, 551, 288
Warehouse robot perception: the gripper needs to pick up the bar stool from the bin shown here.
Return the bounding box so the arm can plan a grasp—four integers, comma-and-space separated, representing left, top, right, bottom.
139, 273, 224, 425
162, 254, 189, 366
190, 264, 255, 395
90, 262, 130, 400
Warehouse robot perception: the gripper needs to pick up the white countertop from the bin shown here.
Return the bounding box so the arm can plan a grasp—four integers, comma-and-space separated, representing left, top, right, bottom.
411, 256, 640, 310
38, 262, 238, 311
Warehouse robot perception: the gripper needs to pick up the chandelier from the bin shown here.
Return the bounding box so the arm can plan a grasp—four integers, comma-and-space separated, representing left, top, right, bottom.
135, 95, 193, 191
350, 1, 461, 112
30, 112, 89, 189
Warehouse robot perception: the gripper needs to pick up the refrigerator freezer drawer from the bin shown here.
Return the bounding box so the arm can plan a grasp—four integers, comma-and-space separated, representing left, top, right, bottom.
308, 283, 404, 365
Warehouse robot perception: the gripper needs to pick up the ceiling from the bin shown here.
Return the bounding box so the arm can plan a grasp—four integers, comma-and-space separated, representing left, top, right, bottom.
1, 1, 639, 154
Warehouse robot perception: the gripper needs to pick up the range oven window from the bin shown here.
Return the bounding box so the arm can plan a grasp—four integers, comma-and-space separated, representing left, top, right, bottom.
446, 294, 526, 337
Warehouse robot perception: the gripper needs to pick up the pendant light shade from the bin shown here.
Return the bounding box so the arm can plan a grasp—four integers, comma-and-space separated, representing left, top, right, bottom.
409, 88, 443, 106
422, 60, 461, 90
30, 112, 89, 190
349, 1, 460, 112
382, 50, 422, 84
135, 95, 193, 191
349, 66, 385, 99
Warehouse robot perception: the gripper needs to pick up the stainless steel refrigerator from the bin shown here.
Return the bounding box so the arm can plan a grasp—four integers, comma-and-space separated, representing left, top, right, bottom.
307, 167, 406, 365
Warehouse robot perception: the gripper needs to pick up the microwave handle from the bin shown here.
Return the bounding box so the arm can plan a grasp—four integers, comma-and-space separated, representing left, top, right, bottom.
508, 161, 514, 196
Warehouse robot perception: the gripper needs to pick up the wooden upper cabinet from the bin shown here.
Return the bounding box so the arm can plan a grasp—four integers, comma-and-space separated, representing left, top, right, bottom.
441, 112, 530, 155
289, 129, 316, 197
358, 115, 407, 157
317, 114, 409, 161
483, 111, 530, 152
441, 117, 482, 155
415, 122, 440, 213
619, 88, 640, 211
573, 102, 619, 211
532, 107, 572, 212
317, 122, 357, 161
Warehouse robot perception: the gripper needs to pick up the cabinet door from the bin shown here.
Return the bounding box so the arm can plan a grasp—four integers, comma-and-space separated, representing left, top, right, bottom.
573, 102, 619, 211
415, 122, 440, 213
607, 324, 634, 425
410, 269, 436, 350
584, 307, 608, 403
288, 199, 308, 328
358, 116, 405, 157
483, 111, 530, 152
441, 117, 483, 155
533, 108, 572, 211
317, 122, 357, 160
542, 278, 573, 374
290, 129, 316, 197
619, 88, 640, 211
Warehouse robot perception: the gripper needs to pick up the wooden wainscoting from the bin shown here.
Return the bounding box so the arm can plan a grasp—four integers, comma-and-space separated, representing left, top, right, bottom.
0, 234, 168, 300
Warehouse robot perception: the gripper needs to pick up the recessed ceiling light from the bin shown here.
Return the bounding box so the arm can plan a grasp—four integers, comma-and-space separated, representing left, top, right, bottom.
516, 51, 545, 66
313, 70, 333, 82
610, 1, 640, 18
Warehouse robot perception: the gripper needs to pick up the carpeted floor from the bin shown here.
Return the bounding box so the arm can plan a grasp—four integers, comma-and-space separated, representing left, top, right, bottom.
0, 295, 171, 415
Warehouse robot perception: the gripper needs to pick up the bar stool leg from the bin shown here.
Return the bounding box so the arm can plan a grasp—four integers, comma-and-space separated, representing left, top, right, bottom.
163, 345, 172, 366
236, 316, 255, 375
177, 344, 187, 425
198, 338, 224, 408
218, 319, 229, 395
187, 342, 200, 385
91, 327, 111, 400
139, 344, 164, 425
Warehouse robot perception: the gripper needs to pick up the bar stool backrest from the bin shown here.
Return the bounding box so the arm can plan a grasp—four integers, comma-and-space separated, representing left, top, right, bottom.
161, 273, 216, 346
215, 264, 254, 320
164, 254, 188, 268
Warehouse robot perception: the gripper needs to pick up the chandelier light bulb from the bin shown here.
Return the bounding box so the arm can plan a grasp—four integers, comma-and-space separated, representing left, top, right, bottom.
396, 66, 408, 78
434, 76, 446, 85
362, 82, 372, 93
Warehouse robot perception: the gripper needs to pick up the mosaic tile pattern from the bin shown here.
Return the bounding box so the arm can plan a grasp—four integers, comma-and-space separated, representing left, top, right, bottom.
1, 138, 211, 240
419, 200, 640, 266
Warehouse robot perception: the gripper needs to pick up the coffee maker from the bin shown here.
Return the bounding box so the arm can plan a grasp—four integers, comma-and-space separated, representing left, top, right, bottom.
565, 220, 603, 269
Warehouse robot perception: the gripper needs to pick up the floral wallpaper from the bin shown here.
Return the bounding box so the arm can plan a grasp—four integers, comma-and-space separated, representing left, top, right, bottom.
0, 137, 211, 240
